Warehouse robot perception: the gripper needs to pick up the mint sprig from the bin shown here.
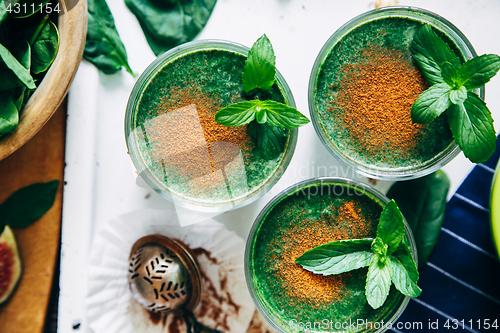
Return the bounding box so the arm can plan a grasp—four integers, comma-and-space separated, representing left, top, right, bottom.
242, 34, 276, 93
295, 199, 421, 310
215, 100, 309, 128
214, 34, 310, 160
410, 24, 500, 163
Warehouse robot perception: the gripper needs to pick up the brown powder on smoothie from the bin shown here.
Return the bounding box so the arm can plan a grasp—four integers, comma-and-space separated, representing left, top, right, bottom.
273, 200, 375, 307
143, 83, 253, 195
330, 43, 429, 159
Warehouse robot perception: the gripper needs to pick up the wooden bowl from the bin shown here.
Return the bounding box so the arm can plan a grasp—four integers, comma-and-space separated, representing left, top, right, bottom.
0, 0, 88, 161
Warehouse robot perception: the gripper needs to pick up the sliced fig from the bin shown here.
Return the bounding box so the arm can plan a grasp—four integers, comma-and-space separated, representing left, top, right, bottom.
0, 226, 22, 305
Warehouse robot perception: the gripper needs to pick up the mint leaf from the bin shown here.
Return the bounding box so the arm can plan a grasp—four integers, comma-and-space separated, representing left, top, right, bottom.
215, 100, 309, 129
410, 24, 461, 85
242, 34, 276, 93
441, 61, 458, 86
411, 83, 452, 124
389, 243, 422, 297
410, 24, 460, 85
456, 54, 500, 89
387, 170, 450, 269
259, 101, 310, 128
248, 121, 286, 160
214, 100, 258, 127
0, 180, 60, 228
376, 200, 405, 255
371, 237, 388, 258
295, 239, 374, 275
447, 92, 496, 163
365, 255, 392, 309
449, 86, 467, 105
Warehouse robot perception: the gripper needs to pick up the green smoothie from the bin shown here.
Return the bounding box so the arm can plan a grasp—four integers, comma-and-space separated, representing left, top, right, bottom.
313, 14, 465, 170
247, 180, 407, 333
129, 47, 294, 206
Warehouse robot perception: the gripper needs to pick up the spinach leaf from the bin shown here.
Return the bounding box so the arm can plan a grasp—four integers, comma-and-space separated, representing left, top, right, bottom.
248, 121, 286, 160
0, 92, 19, 134
387, 170, 450, 268
84, 0, 133, 75
29, 20, 59, 74
0, 41, 35, 90
0, 180, 59, 228
125, 0, 216, 56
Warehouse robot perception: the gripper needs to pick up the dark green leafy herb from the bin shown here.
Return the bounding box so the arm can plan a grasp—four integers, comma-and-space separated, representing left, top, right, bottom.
0, 42, 36, 89
295, 199, 421, 309
387, 170, 450, 268
365, 255, 392, 309
0, 180, 59, 235
125, 0, 216, 56
448, 92, 497, 164
0, 40, 32, 91
30, 19, 58, 74
214, 35, 309, 160
0, 92, 19, 135
215, 99, 309, 129
84, 0, 133, 75
410, 24, 500, 163
248, 121, 286, 160
242, 34, 275, 93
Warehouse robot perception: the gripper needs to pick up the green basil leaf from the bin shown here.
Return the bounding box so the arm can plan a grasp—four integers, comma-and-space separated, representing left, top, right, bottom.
448, 92, 496, 163
365, 255, 392, 309
248, 121, 286, 160
411, 83, 452, 124
387, 170, 450, 268
242, 34, 276, 93
449, 86, 467, 105
30, 20, 59, 74
389, 243, 422, 297
84, 0, 133, 75
0, 180, 59, 228
410, 24, 461, 86
456, 54, 500, 89
125, 0, 216, 56
376, 200, 405, 255
0, 92, 19, 135
371, 237, 388, 258
295, 239, 374, 275
0, 222, 5, 235
259, 100, 310, 129
441, 61, 458, 86
214, 100, 258, 127
0, 42, 36, 90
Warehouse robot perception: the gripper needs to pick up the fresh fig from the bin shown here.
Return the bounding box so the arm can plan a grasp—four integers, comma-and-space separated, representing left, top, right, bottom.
0, 226, 22, 305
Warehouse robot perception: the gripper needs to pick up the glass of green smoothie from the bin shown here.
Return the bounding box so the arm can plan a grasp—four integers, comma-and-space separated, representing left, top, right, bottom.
125, 40, 297, 212
245, 177, 417, 333
309, 7, 483, 180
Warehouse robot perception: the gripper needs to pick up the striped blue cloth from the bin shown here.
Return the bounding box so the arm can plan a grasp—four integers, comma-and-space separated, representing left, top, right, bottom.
393, 137, 500, 333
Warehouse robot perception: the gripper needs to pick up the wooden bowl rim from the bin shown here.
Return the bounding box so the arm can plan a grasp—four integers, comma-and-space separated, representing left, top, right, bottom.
0, 0, 88, 161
